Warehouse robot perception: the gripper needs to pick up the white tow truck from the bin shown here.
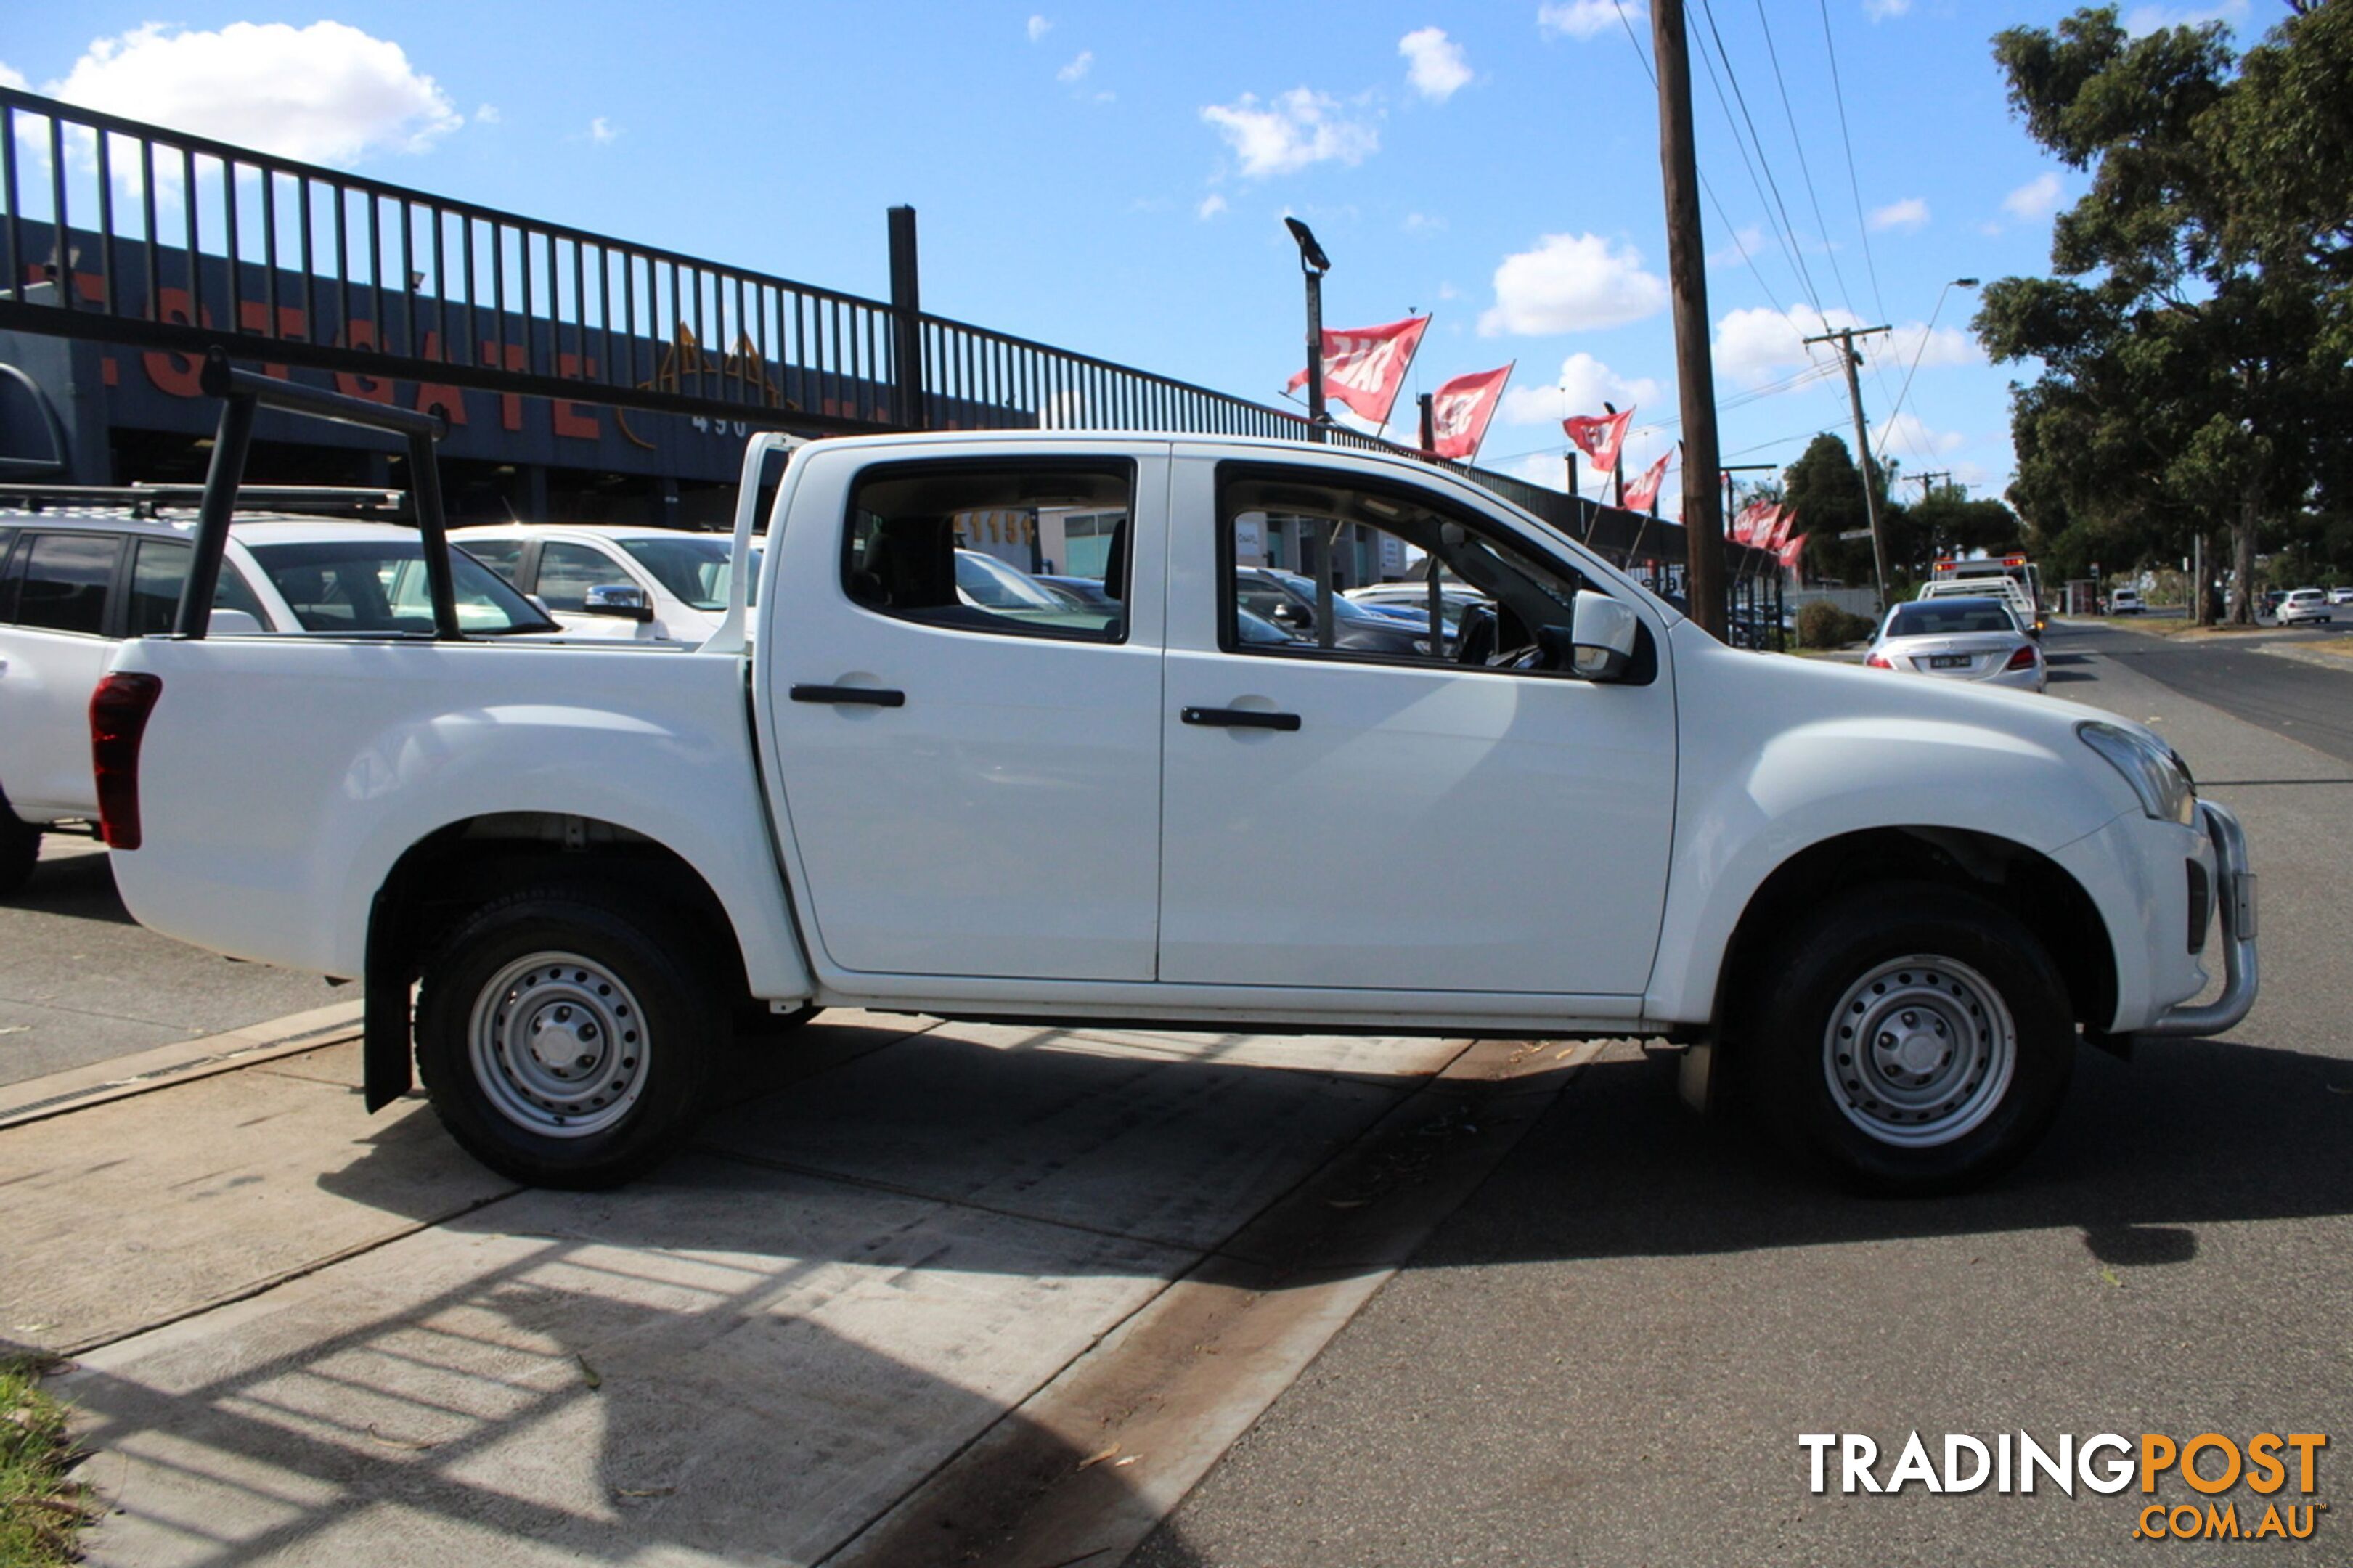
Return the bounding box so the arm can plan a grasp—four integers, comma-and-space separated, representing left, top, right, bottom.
93, 362, 2256, 1192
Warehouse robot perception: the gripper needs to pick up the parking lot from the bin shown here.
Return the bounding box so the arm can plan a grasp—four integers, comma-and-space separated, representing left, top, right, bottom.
2, 618, 2346, 1567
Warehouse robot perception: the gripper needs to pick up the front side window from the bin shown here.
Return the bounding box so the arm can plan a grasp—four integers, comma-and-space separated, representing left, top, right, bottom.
1218, 465, 1583, 674
618, 534, 759, 611
844, 462, 1131, 642
533, 542, 632, 613
245, 539, 558, 635
10, 532, 123, 636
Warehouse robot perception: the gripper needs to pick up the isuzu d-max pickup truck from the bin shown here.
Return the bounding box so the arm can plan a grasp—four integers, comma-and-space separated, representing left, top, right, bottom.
94, 398, 2257, 1194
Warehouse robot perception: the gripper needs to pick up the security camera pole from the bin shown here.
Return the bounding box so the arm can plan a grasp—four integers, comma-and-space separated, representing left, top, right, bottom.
1286, 217, 1332, 443
1650, 0, 1726, 639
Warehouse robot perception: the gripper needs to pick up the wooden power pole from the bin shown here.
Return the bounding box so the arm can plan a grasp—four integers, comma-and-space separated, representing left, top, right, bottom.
1802, 322, 1893, 611
1651, 0, 1725, 639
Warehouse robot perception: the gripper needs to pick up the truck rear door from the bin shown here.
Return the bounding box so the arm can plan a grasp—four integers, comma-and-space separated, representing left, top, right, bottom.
764, 445, 1167, 983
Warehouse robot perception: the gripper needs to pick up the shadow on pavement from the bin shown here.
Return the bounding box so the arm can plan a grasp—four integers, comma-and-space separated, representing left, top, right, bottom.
4, 846, 137, 926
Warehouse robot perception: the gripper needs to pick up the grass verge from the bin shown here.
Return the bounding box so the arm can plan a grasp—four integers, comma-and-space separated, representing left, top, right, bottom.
1, 1356, 92, 1567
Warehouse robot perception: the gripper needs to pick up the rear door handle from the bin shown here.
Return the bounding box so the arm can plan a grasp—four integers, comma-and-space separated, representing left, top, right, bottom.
1181, 706, 1300, 732
791, 684, 905, 708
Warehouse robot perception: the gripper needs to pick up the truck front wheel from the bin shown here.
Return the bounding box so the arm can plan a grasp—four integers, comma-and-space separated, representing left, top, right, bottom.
1743, 884, 2074, 1195
415, 887, 720, 1188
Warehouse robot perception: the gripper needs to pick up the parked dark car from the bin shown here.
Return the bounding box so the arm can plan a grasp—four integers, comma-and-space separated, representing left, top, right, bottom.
1233, 568, 1432, 656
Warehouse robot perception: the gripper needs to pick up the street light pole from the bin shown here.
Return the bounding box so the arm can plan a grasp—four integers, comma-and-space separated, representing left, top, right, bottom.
1286, 218, 1332, 443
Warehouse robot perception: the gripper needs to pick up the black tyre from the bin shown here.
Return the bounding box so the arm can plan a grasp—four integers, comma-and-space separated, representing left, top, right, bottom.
414, 886, 722, 1188
0, 808, 39, 897
1740, 883, 2074, 1195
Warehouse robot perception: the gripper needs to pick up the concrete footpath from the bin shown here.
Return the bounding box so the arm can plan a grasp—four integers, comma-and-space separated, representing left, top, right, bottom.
0, 997, 1594, 1567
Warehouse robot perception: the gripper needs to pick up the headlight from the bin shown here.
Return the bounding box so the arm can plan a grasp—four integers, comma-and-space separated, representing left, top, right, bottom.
2078, 721, 2196, 824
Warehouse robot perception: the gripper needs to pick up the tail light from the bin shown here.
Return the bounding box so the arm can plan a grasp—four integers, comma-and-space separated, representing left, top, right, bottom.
2005, 644, 2039, 671
90, 672, 163, 850
1864, 650, 1892, 669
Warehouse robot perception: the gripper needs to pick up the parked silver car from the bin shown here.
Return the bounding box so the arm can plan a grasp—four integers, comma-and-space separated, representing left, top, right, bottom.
1865, 596, 2045, 693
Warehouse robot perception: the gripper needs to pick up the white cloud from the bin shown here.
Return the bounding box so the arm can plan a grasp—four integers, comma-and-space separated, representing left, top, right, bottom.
1403, 211, 1447, 234
1478, 233, 1669, 336
1871, 410, 1967, 462
2004, 172, 2063, 220
1436, 281, 1461, 300
1201, 89, 1379, 179
588, 116, 619, 144
0, 62, 28, 91
1028, 15, 1053, 41
2122, 0, 2247, 35
1196, 192, 1228, 220
1707, 224, 1766, 270
1498, 351, 1663, 426
1712, 301, 1861, 385
1885, 321, 1982, 369
1058, 51, 1093, 83
1538, 1, 1636, 41
1399, 28, 1472, 102
474, 103, 500, 124
1868, 197, 1929, 233
44, 22, 460, 166
1864, 0, 1912, 19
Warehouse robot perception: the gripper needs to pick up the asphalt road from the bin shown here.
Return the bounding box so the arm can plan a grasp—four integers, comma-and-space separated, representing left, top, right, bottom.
2074, 622, 2353, 766
0, 836, 339, 1087
1135, 621, 2353, 1568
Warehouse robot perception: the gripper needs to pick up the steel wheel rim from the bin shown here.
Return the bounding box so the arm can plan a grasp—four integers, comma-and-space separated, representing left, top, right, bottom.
468, 950, 649, 1139
1822, 954, 2015, 1148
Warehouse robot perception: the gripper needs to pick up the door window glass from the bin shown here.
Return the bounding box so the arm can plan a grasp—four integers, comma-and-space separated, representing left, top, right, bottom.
455, 536, 526, 582
1218, 465, 1588, 674
844, 462, 1132, 642
126, 540, 271, 635
534, 542, 632, 612
12, 532, 123, 635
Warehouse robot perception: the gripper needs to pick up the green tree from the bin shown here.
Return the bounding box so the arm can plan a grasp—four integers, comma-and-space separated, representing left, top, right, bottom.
1783, 433, 1893, 587
1975, 4, 2353, 623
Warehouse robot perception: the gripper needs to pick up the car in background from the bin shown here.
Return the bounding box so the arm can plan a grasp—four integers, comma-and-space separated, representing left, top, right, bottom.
2277, 588, 2334, 626
2108, 587, 2143, 614
1036, 574, 1122, 614
1237, 568, 1432, 656
1344, 580, 1491, 633
1917, 575, 2040, 640
2329, 587, 2353, 605
452, 523, 757, 642
1, 500, 560, 893
1865, 595, 2045, 693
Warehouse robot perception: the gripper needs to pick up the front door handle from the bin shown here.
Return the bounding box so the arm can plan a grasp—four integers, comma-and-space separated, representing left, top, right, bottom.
1181, 706, 1300, 732
791, 684, 905, 708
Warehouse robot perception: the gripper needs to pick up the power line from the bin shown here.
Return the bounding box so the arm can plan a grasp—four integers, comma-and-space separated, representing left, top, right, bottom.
1692, 0, 1825, 319
1752, 0, 1859, 318
1818, 0, 1887, 322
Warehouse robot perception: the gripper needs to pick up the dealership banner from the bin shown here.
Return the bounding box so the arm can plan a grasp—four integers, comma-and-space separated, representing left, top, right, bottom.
1563, 408, 1633, 476
1427, 364, 1512, 460
1287, 315, 1430, 426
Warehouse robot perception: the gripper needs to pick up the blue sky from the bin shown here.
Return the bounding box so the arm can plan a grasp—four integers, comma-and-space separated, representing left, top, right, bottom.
0, 1, 2270, 514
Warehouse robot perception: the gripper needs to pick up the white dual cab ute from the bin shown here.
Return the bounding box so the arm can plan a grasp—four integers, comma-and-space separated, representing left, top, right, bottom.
97, 362, 2258, 1193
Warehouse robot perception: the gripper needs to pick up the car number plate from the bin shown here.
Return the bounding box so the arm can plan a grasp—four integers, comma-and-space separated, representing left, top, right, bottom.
1929, 654, 1971, 669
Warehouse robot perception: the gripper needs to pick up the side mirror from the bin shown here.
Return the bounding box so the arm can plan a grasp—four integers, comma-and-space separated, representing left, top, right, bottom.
1557, 590, 1638, 681
204, 608, 267, 636
1269, 601, 1313, 629
582, 584, 653, 623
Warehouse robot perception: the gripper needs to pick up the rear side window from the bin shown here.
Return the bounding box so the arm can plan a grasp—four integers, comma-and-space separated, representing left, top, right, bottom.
455, 536, 525, 581
843, 462, 1132, 642
11, 532, 123, 635
126, 539, 270, 635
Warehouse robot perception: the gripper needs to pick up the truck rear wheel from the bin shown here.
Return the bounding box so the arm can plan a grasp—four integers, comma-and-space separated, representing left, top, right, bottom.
0, 809, 38, 897
415, 886, 720, 1188
1742, 883, 2074, 1195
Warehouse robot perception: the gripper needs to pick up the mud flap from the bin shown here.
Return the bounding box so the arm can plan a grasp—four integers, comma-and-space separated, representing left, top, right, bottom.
362, 886, 415, 1111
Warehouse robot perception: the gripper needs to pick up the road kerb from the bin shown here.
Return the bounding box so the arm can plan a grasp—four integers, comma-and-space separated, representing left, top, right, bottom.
0, 999, 362, 1130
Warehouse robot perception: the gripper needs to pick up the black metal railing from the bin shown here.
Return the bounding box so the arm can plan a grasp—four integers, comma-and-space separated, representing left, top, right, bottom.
0, 85, 1782, 626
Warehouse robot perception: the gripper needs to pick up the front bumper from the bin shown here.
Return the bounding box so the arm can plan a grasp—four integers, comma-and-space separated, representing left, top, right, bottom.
2135, 799, 2258, 1037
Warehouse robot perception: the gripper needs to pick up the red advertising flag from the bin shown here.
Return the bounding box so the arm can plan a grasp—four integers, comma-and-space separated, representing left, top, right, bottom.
1623, 450, 1672, 513
1428, 364, 1513, 460
1777, 531, 1809, 570
1287, 315, 1432, 425
1563, 408, 1634, 475
1763, 506, 1797, 551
